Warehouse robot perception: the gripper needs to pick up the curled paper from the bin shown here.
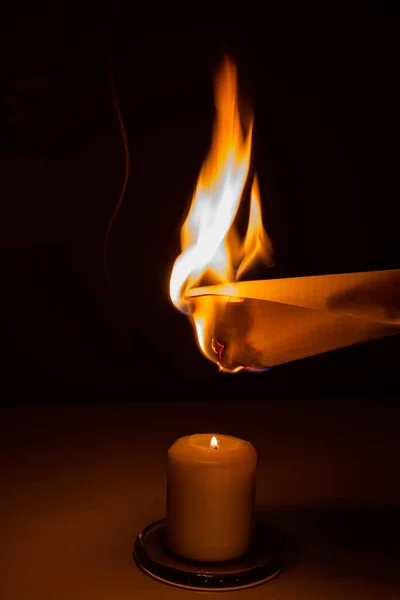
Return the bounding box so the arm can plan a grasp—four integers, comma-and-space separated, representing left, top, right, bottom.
188, 270, 400, 369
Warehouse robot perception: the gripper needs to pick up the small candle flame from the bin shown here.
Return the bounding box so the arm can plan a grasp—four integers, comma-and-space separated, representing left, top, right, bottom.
210, 436, 219, 450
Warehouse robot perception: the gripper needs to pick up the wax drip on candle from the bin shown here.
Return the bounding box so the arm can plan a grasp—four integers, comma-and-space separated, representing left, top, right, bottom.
210, 436, 219, 450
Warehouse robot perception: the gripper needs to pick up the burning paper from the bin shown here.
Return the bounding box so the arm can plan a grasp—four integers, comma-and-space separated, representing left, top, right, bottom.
169, 57, 400, 371
187, 270, 400, 370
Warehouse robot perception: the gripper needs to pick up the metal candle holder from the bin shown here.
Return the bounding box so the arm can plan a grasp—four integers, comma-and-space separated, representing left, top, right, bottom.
133, 519, 282, 592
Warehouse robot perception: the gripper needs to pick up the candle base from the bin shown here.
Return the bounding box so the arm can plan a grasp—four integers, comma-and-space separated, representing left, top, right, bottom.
133, 519, 282, 592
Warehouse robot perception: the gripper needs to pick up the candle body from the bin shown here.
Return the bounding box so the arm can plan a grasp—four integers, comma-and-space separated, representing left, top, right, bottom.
166, 434, 257, 562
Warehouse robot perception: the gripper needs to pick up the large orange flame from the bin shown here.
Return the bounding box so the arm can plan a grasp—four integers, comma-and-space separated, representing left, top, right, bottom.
169, 57, 272, 367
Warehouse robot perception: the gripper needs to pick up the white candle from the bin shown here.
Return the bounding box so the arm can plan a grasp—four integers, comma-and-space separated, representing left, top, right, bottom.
166, 433, 257, 562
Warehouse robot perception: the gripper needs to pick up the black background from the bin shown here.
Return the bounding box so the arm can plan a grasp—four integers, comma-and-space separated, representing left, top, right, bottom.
0, 4, 398, 402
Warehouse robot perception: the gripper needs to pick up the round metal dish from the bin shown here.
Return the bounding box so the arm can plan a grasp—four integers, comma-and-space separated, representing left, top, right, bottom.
133, 519, 282, 592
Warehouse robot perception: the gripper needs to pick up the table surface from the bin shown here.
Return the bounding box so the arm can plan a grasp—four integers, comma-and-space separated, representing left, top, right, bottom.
1, 399, 399, 599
